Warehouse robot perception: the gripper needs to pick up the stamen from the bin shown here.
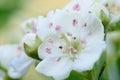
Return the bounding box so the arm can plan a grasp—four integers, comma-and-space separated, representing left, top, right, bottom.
55, 25, 61, 31
105, 3, 108, 7
47, 38, 54, 43
80, 38, 86, 44
67, 46, 73, 52
45, 47, 52, 54
61, 33, 71, 45
73, 37, 76, 40
32, 21, 36, 32
112, 3, 116, 7
48, 22, 53, 28
73, 4, 80, 11
73, 19, 78, 26
17, 46, 22, 51
82, 23, 87, 27
59, 46, 63, 49
88, 11, 92, 13
67, 32, 72, 37
56, 57, 61, 62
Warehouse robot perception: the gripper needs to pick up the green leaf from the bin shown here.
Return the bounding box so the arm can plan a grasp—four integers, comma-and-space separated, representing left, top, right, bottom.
4, 74, 22, 80
88, 51, 106, 80
65, 70, 88, 80
65, 52, 106, 80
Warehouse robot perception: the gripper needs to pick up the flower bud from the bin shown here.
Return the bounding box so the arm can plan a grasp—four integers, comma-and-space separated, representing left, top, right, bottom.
108, 15, 120, 31
23, 33, 42, 60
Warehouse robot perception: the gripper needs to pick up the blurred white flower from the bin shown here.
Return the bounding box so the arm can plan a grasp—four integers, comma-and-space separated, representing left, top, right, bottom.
21, 18, 37, 34
35, 10, 105, 80
64, 0, 109, 19
101, 0, 120, 15
0, 33, 36, 79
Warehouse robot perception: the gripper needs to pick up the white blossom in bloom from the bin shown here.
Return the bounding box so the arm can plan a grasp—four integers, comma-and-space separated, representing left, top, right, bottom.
0, 33, 36, 79
35, 10, 105, 80
21, 18, 37, 34
64, 0, 109, 19
8, 33, 36, 78
101, 0, 120, 15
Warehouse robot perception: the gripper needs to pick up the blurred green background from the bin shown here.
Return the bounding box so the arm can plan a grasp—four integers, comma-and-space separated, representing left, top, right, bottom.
0, 0, 70, 80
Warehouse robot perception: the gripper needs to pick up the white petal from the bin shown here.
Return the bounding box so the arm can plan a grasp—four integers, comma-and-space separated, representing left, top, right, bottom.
37, 16, 55, 40
72, 41, 105, 72
38, 35, 66, 59
75, 13, 104, 44
8, 52, 34, 78
0, 45, 18, 69
35, 56, 73, 80
51, 10, 104, 42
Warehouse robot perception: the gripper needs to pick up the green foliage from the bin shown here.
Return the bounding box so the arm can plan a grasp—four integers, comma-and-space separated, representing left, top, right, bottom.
0, 0, 22, 29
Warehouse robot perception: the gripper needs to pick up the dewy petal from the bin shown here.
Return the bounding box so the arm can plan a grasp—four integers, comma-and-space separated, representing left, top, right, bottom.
72, 41, 105, 72
8, 52, 34, 78
0, 45, 18, 70
38, 35, 66, 59
35, 56, 73, 80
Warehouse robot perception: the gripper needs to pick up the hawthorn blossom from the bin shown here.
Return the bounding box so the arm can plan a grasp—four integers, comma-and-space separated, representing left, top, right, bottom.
35, 10, 105, 80
101, 0, 120, 15
0, 33, 36, 79
8, 33, 36, 78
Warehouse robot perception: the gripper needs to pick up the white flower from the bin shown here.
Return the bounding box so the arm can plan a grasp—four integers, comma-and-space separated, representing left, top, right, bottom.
0, 33, 36, 79
101, 0, 120, 15
35, 10, 105, 80
21, 18, 37, 34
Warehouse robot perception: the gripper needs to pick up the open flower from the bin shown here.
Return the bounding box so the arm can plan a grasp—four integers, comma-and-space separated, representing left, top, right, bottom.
35, 10, 105, 80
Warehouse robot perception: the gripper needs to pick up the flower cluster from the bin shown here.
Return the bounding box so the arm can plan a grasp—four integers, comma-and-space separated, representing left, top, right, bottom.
0, 0, 120, 80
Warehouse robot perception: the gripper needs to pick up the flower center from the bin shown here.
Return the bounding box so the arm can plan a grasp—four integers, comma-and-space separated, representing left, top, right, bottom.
60, 33, 84, 60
